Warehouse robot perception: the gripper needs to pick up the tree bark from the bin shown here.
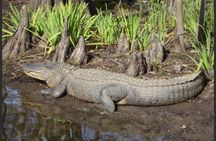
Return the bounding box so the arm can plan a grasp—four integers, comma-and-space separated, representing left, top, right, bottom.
127, 52, 147, 76
117, 33, 130, 54
127, 35, 165, 76
144, 35, 164, 72
2, 5, 30, 60
197, 0, 205, 43
52, 18, 70, 63
69, 36, 88, 65
175, 0, 186, 52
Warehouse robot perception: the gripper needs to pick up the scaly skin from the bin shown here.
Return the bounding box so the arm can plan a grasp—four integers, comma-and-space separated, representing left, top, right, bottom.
22, 62, 208, 113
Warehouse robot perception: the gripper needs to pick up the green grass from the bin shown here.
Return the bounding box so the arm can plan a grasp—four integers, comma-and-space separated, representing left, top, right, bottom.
204, 2, 213, 33
3, 0, 213, 71
94, 11, 118, 44
30, 7, 46, 36
118, 8, 142, 49
183, 0, 200, 41
183, 0, 213, 42
138, 1, 175, 50
137, 22, 153, 50
29, 0, 98, 54
38, 6, 63, 53
2, 1, 175, 52
149, 1, 174, 43
2, 4, 21, 40
188, 30, 214, 71
184, 0, 214, 70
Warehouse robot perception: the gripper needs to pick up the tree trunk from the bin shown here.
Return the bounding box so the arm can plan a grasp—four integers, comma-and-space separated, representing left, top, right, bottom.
197, 0, 205, 43
175, 0, 186, 52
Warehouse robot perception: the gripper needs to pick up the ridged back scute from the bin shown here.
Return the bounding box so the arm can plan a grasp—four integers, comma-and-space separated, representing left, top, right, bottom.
72, 68, 205, 87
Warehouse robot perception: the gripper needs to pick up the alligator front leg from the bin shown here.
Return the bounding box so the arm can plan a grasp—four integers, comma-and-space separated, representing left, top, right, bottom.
100, 84, 128, 113
40, 83, 66, 98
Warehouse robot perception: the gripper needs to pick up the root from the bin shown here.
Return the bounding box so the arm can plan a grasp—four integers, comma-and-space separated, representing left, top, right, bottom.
144, 35, 165, 72
127, 52, 147, 76
2, 5, 30, 60
117, 33, 130, 54
127, 35, 165, 76
69, 36, 88, 65
52, 18, 70, 63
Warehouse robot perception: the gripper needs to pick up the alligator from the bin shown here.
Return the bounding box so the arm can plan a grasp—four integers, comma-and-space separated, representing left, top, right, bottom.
22, 62, 210, 113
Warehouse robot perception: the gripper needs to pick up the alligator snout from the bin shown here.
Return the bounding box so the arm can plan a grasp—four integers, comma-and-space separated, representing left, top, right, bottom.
21, 63, 46, 72
21, 64, 41, 73
21, 64, 30, 72
21, 63, 51, 81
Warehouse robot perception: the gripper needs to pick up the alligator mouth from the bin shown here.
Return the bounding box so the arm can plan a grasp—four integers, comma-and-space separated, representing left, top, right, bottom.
24, 71, 44, 79
21, 64, 50, 81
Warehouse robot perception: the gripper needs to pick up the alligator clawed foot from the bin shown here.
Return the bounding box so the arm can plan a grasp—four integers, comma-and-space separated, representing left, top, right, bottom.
38, 84, 66, 98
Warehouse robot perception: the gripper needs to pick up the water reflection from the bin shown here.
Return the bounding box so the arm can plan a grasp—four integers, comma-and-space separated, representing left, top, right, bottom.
3, 87, 166, 141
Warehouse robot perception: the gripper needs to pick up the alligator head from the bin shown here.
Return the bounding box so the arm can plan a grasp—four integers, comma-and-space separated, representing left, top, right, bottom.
22, 63, 64, 87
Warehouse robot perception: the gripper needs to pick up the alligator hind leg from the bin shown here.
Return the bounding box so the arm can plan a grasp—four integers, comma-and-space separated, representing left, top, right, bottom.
100, 84, 128, 113
39, 83, 66, 98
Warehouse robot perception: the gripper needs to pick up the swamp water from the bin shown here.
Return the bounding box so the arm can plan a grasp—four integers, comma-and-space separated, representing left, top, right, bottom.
2, 86, 167, 141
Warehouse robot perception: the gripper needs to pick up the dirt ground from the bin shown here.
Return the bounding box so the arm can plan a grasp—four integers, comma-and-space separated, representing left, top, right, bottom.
3, 44, 214, 141
2, 0, 214, 140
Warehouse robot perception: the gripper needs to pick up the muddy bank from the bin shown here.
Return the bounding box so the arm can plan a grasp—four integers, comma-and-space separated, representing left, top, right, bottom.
2, 47, 214, 141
